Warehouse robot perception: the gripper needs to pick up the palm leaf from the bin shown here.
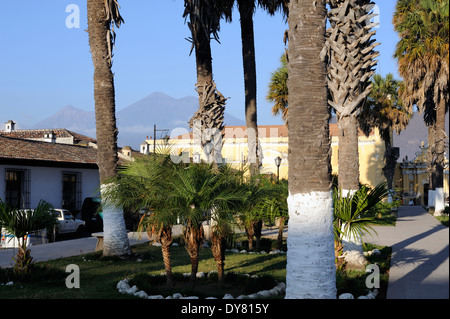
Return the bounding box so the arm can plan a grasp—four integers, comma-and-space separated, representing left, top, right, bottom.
333, 182, 388, 242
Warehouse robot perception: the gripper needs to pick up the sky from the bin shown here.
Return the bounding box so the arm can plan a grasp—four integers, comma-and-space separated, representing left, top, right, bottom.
0, 0, 401, 130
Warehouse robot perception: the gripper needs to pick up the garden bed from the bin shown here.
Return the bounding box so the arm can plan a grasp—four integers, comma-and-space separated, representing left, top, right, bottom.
0, 239, 391, 299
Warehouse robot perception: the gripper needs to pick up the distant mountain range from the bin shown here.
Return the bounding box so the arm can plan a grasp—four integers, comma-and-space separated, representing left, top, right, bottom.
32, 92, 245, 149
393, 112, 449, 162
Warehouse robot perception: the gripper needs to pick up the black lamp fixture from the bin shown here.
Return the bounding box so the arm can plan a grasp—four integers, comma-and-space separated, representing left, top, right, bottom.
275, 156, 282, 181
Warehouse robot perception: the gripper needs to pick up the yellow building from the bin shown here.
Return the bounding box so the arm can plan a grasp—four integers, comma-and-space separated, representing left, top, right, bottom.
141, 124, 387, 189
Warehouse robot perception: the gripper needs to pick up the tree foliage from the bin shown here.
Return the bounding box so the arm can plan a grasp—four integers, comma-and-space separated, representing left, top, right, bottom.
0, 200, 57, 275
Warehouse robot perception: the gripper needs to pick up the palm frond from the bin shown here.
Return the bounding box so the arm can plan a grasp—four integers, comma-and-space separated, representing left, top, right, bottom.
333, 182, 388, 242
104, 0, 124, 66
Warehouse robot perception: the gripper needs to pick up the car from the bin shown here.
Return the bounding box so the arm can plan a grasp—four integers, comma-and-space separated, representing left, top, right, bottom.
52, 209, 86, 237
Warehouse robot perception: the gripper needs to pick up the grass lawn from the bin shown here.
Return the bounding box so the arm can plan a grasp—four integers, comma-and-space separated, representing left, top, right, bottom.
427, 207, 450, 227
435, 215, 449, 227
0, 236, 391, 299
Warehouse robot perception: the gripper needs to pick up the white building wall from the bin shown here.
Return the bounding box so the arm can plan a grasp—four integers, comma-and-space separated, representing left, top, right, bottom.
0, 164, 99, 210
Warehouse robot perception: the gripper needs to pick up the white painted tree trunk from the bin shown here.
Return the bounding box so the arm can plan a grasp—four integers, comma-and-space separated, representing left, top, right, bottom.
285, 191, 337, 299
428, 190, 436, 207
434, 188, 445, 216
101, 184, 131, 256
341, 223, 364, 254
340, 188, 364, 255
387, 190, 393, 204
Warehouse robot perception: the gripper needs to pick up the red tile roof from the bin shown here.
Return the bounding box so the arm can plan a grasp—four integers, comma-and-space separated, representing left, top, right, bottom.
0, 128, 97, 144
0, 136, 98, 167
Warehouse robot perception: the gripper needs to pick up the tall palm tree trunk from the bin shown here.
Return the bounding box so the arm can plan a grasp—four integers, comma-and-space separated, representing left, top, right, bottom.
193, 19, 213, 91
383, 136, 400, 203
87, 0, 130, 257
434, 97, 447, 215
338, 115, 360, 194
427, 120, 437, 191
238, 0, 260, 175
325, 0, 379, 195
285, 0, 336, 299
185, 2, 227, 165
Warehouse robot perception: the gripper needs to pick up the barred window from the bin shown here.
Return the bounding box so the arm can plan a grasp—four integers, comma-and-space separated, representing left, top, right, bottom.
62, 172, 82, 212
5, 169, 30, 209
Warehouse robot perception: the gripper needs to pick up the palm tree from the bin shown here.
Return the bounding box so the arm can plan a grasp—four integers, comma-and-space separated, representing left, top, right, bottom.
87, 0, 131, 257
219, 0, 288, 175
104, 155, 178, 288
0, 200, 57, 275
267, 53, 289, 125
209, 165, 246, 283
237, 0, 288, 175
232, 172, 284, 252
393, 0, 449, 215
359, 73, 412, 199
285, 0, 336, 299
236, 0, 260, 175
323, 0, 380, 194
168, 163, 243, 287
183, 0, 229, 165
255, 179, 288, 250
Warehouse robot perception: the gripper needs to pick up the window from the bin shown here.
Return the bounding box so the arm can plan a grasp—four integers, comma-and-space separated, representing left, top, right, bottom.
5, 169, 30, 209
62, 172, 81, 212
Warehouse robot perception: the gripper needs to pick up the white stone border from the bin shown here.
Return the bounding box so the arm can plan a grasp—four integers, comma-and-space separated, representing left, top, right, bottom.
338, 289, 379, 299
117, 272, 286, 299
226, 248, 286, 255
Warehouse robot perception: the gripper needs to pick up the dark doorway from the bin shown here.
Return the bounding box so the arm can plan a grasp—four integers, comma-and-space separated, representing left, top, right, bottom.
423, 183, 429, 206
63, 173, 78, 212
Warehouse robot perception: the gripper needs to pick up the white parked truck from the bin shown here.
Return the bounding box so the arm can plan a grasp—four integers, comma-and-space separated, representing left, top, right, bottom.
52, 209, 86, 236
0, 209, 86, 248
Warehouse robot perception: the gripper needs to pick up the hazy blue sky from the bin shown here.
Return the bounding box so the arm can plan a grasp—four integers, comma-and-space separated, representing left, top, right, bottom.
0, 0, 400, 130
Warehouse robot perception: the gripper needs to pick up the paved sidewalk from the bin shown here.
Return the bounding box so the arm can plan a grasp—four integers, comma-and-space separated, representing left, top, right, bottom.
0, 232, 150, 268
365, 205, 449, 299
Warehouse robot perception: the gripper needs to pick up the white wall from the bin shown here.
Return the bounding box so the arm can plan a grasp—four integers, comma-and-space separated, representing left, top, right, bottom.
0, 164, 99, 210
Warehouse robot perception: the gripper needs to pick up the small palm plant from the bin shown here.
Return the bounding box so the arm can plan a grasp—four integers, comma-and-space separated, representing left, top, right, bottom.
105, 154, 178, 287
255, 179, 288, 250
0, 200, 57, 276
137, 208, 178, 288
209, 165, 247, 283
333, 181, 388, 257
169, 163, 245, 286
235, 175, 272, 251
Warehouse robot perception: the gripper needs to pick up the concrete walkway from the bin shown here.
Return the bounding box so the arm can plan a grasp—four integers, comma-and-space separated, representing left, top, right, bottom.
0, 232, 150, 268
365, 205, 449, 299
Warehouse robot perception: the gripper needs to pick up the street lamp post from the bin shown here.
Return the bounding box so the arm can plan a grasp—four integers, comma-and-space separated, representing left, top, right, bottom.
275, 156, 282, 182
